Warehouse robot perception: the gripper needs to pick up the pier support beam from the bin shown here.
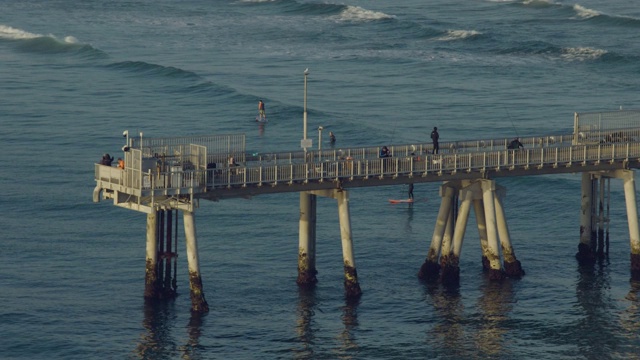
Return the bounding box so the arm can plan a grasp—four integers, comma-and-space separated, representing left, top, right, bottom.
577, 172, 596, 264
441, 182, 475, 285
297, 192, 318, 287
494, 189, 525, 278
336, 190, 362, 299
620, 170, 640, 280
481, 179, 505, 280
473, 199, 491, 271
144, 211, 160, 299
183, 211, 209, 313
419, 184, 455, 281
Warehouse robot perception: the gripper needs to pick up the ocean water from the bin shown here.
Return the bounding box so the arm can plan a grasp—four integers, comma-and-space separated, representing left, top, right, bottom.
2, 0, 640, 359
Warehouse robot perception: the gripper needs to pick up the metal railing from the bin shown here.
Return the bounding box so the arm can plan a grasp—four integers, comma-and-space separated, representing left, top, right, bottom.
94, 141, 640, 195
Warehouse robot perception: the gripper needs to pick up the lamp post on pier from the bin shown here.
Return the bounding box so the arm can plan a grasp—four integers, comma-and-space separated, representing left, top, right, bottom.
302, 68, 312, 155
318, 126, 323, 162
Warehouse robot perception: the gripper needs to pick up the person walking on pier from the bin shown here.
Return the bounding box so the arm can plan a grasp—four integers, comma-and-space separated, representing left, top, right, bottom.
430, 127, 439, 154
258, 100, 266, 121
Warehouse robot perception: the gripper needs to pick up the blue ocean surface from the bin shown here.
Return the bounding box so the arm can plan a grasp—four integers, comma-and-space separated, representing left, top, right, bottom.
1, 0, 640, 359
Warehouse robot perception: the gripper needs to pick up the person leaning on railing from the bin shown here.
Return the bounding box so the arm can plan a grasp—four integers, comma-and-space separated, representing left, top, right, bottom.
507, 138, 524, 150
117, 157, 125, 169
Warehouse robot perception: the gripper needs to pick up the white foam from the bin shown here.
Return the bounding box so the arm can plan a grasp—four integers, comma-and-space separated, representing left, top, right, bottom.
437, 30, 481, 41
560, 46, 607, 61
573, 4, 601, 19
331, 6, 395, 22
0, 24, 41, 40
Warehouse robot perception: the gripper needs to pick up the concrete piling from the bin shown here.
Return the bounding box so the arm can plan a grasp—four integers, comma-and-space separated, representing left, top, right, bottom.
336, 190, 362, 299
620, 170, 640, 280
297, 192, 318, 287
493, 189, 524, 278
577, 172, 596, 264
419, 185, 455, 281
441, 183, 474, 285
183, 210, 209, 313
481, 180, 505, 280
144, 211, 159, 299
473, 199, 491, 271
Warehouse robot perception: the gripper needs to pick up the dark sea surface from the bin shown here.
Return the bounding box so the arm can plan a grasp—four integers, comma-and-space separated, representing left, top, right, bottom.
2, 0, 640, 359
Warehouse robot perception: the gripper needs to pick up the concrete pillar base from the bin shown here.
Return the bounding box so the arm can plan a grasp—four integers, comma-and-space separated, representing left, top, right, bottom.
343, 265, 362, 299
488, 268, 505, 281
631, 253, 640, 281
481, 255, 491, 271
504, 259, 525, 278
418, 259, 440, 281
576, 242, 597, 265
440, 255, 460, 286
189, 271, 209, 313
144, 258, 160, 299
297, 252, 318, 287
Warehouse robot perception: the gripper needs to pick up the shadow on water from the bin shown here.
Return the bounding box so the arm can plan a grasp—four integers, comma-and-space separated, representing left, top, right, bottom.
134, 300, 207, 360
425, 277, 516, 359
424, 282, 466, 358
474, 278, 515, 359
572, 264, 618, 358
620, 280, 640, 347
339, 297, 360, 358
293, 287, 360, 360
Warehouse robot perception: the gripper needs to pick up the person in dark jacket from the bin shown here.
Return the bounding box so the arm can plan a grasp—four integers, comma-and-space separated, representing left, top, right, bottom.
100, 153, 114, 166
508, 137, 524, 150
430, 127, 439, 154
379, 146, 391, 158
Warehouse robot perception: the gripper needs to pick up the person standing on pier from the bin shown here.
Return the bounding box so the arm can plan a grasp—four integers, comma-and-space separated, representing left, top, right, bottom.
430, 127, 440, 154
258, 100, 266, 121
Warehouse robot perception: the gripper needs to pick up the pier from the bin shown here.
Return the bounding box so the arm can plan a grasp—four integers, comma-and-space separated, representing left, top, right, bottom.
94, 110, 640, 312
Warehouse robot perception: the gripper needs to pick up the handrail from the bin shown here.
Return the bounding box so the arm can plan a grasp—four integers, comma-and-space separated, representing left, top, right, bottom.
97, 141, 640, 193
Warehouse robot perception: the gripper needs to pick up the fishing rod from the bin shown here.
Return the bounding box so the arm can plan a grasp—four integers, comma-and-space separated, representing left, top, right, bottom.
504, 107, 520, 138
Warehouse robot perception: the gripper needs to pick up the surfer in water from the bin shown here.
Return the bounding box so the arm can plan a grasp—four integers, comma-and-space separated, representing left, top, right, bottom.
408, 183, 414, 200
258, 100, 266, 121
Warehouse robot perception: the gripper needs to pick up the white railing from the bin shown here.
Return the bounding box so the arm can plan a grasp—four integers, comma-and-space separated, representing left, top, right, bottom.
96, 137, 640, 195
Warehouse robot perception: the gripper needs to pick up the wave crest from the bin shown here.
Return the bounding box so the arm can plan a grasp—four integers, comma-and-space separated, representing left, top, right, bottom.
437, 30, 482, 41
0, 25, 42, 40
330, 6, 395, 22
573, 4, 601, 19
560, 46, 607, 61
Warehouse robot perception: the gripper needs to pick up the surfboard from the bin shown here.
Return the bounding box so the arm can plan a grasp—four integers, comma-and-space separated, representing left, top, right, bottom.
255, 116, 268, 123
388, 198, 427, 204
388, 199, 414, 204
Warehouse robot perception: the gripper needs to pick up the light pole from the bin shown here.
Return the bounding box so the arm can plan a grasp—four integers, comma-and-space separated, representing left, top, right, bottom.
318, 126, 323, 162
303, 68, 310, 155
